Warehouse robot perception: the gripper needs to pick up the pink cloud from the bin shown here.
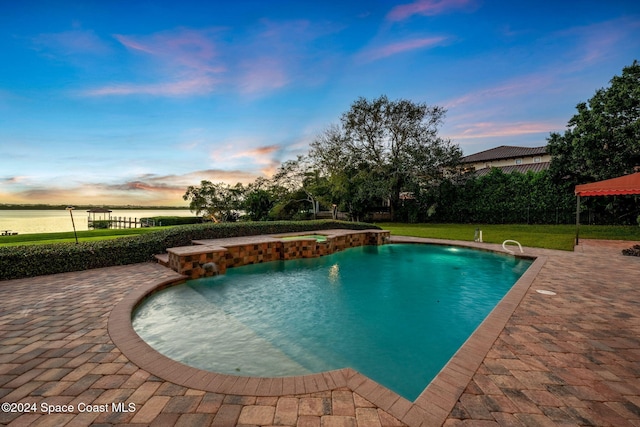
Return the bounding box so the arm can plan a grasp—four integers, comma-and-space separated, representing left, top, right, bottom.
208, 138, 288, 178
114, 29, 225, 74
449, 121, 562, 140
232, 19, 342, 94
3, 176, 28, 184
232, 145, 282, 158
387, 0, 473, 21
85, 29, 224, 97
259, 160, 281, 178
230, 144, 284, 174
444, 73, 554, 108
236, 57, 289, 94
84, 75, 218, 97
231, 21, 305, 94
113, 170, 263, 190
359, 36, 447, 62
170, 169, 261, 185
554, 18, 640, 71
2, 169, 265, 206
113, 35, 153, 54
85, 20, 341, 98
109, 181, 183, 192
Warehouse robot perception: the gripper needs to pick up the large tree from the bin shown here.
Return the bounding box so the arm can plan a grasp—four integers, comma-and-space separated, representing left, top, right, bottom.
547, 60, 640, 188
243, 177, 277, 221
310, 95, 461, 220
270, 155, 328, 219
183, 181, 244, 222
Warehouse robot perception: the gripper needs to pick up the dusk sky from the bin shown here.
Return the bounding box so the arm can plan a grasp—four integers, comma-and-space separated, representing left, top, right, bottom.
1, 1, 639, 206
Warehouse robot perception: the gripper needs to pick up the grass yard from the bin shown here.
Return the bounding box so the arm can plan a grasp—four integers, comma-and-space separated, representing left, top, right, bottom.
376, 223, 640, 251
2, 222, 640, 251
0, 227, 165, 246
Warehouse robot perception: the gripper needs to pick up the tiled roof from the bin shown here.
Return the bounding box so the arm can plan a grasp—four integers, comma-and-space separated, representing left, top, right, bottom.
461, 145, 547, 163
473, 161, 550, 176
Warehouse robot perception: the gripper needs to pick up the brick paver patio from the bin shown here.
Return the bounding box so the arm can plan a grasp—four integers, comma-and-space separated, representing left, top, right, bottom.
1, 237, 639, 426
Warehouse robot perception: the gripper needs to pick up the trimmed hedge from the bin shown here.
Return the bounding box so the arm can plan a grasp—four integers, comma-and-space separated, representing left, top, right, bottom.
0, 220, 379, 281
141, 216, 202, 226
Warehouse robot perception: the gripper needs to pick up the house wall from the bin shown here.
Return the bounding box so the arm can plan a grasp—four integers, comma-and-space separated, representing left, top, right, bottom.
465, 153, 551, 171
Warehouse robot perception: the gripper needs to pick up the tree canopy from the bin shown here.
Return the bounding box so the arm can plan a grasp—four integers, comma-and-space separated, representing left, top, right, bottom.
548, 60, 640, 188
182, 181, 243, 222
310, 95, 461, 220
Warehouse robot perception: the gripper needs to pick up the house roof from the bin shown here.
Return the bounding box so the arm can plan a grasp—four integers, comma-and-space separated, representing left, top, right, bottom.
461, 145, 547, 163
473, 162, 550, 177
574, 172, 640, 196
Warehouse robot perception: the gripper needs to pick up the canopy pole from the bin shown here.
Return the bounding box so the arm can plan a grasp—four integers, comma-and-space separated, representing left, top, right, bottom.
575, 194, 581, 246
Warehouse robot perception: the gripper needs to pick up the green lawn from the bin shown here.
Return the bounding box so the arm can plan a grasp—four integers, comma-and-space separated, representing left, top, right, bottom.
0, 227, 165, 246
2, 223, 640, 251
376, 223, 640, 251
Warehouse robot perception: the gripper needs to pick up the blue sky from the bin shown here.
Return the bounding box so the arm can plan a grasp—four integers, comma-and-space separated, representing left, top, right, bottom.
1, 0, 639, 206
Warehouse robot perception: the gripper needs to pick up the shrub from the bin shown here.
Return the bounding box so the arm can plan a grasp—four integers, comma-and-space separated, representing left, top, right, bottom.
141, 216, 202, 226
0, 220, 379, 280
90, 220, 111, 229
622, 244, 640, 257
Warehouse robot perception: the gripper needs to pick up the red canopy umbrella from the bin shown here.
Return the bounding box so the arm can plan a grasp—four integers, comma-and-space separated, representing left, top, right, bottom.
575, 172, 640, 196
574, 172, 640, 244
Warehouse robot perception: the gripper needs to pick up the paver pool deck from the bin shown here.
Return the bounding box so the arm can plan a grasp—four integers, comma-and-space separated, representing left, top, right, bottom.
1, 237, 639, 426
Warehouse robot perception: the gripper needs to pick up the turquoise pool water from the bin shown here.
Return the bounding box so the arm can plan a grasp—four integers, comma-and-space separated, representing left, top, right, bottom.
133, 244, 531, 400
279, 234, 328, 242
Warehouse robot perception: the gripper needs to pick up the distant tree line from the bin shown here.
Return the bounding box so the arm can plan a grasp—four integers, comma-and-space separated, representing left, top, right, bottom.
184, 61, 640, 225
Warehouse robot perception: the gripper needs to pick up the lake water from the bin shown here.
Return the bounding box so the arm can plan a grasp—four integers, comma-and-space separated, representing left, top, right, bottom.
0, 209, 194, 234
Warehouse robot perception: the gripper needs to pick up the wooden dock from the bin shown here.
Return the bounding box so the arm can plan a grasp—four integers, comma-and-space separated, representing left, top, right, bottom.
87, 216, 156, 229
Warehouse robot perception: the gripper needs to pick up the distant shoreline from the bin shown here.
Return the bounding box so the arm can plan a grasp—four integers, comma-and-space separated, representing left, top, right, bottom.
0, 204, 190, 210
0, 207, 194, 234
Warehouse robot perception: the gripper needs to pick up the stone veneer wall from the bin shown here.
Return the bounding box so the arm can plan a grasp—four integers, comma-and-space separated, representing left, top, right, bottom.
168, 230, 389, 279
223, 242, 282, 272
168, 248, 228, 278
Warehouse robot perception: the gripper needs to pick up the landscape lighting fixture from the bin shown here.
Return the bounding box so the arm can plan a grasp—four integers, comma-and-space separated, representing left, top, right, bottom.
66, 206, 78, 244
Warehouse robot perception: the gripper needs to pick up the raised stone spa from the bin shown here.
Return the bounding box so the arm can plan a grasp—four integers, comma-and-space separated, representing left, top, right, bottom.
160, 229, 390, 279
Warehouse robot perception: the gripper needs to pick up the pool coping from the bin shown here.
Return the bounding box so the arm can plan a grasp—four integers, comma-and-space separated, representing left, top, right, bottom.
108, 236, 544, 426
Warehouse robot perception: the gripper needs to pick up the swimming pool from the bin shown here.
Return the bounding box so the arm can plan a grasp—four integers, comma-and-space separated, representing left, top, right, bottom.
133, 244, 531, 400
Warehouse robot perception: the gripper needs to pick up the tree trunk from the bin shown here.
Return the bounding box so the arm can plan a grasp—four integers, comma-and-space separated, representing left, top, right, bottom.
389, 183, 402, 222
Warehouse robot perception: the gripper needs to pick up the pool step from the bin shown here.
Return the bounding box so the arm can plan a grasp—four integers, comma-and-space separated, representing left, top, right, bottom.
154, 253, 169, 267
